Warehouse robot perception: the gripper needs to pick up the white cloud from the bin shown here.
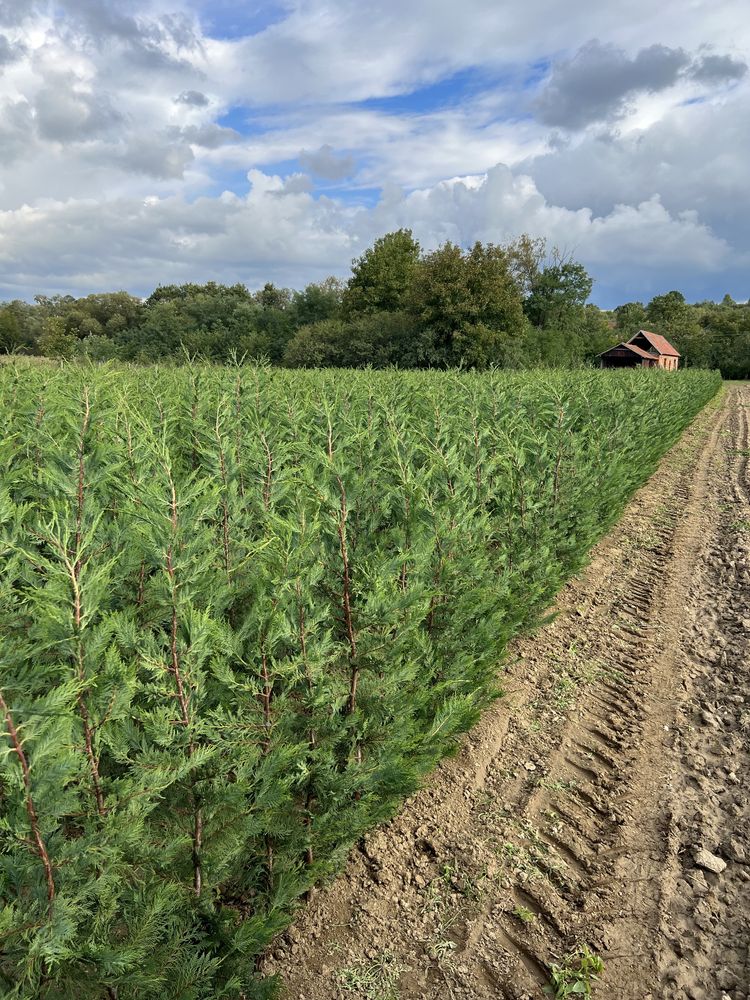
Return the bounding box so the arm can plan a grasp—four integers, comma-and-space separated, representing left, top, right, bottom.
202, 0, 750, 107
0, 0, 748, 304
0, 163, 735, 306
523, 90, 750, 247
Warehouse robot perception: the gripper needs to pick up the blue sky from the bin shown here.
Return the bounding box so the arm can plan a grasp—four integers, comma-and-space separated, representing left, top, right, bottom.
0, 0, 748, 306
190, 1, 287, 40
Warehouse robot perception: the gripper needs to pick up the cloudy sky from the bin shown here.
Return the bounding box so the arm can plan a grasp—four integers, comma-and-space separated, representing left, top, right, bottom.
0, 0, 747, 306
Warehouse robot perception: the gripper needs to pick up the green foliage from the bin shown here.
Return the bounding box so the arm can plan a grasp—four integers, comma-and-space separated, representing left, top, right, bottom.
283, 312, 417, 368
408, 240, 526, 366
37, 316, 77, 358
0, 301, 36, 354
544, 945, 604, 997
342, 229, 421, 317
4, 231, 749, 375
645, 290, 699, 343
290, 278, 344, 328
0, 362, 720, 998
524, 260, 593, 332
613, 300, 648, 339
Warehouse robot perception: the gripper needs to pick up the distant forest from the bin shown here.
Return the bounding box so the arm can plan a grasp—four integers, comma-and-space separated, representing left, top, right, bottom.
1, 231, 748, 376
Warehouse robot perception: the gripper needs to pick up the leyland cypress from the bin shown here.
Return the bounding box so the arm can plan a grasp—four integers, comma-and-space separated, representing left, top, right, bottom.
0, 361, 721, 998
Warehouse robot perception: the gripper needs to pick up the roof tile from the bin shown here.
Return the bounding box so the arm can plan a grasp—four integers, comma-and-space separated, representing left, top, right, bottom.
629, 330, 681, 357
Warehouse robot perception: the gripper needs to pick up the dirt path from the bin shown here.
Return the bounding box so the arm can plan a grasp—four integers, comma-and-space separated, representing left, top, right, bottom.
264, 384, 750, 1000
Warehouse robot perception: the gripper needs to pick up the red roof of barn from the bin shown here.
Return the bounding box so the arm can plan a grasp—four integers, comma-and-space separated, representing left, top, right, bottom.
628, 330, 681, 357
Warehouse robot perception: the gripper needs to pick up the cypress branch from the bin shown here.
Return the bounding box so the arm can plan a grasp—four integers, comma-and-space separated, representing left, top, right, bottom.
0, 689, 55, 904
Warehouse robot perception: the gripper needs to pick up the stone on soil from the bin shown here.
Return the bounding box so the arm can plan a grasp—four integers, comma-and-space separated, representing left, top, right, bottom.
693, 848, 727, 874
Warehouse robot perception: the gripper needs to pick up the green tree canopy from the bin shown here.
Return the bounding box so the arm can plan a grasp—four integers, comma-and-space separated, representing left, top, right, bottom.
613, 301, 648, 338
524, 259, 593, 331
408, 241, 526, 366
342, 229, 421, 317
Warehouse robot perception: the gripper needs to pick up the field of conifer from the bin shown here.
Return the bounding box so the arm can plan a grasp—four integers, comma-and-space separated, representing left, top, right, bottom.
0, 362, 720, 999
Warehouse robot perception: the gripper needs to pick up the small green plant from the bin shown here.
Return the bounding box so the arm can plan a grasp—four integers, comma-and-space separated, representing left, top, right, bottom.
544, 945, 604, 997
438, 859, 492, 901
339, 950, 405, 999
553, 671, 578, 711
427, 938, 457, 963
512, 904, 536, 924
539, 777, 578, 794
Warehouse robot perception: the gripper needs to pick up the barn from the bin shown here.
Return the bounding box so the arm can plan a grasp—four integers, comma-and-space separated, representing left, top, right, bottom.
598, 330, 681, 370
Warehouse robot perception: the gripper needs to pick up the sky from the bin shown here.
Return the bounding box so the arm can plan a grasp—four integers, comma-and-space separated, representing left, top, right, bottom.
0, 1, 748, 307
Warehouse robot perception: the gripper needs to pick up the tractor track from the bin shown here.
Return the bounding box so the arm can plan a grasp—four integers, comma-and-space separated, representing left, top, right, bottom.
265, 384, 749, 1000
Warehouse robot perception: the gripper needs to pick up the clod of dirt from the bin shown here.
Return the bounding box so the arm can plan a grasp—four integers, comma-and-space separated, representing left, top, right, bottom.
693, 848, 727, 874
725, 838, 746, 863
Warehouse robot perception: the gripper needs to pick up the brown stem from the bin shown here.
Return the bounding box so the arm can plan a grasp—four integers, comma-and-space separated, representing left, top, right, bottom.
259, 632, 274, 887
63, 543, 103, 815
516, 459, 527, 531
164, 469, 201, 894
193, 804, 203, 896
75, 388, 91, 562
166, 561, 190, 728
261, 433, 273, 511
552, 406, 565, 512
33, 401, 45, 480
426, 533, 445, 637
190, 380, 199, 471
296, 581, 316, 867
215, 412, 231, 578
0, 690, 55, 903
473, 415, 482, 493
335, 476, 358, 714
57, 395, 105, 816
259, 639, 272, 753
76, 685, 105, 815
234, 374, 246, 498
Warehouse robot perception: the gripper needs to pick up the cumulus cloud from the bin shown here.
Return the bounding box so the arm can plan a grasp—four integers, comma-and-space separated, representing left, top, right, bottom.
107, 136, 196, 179
175, 89, 210, 106
533, 39, 749, 130
177, 123, 239, 148
533, 41, 690, 128
0, 0, 748, 305
59, 0, 201, 67
523, 94, 750, 250
0, 32, 26, 65
299, 143, 355, 180
34, 76, 123, 142
0, 98, 34, 164
690, 52, 748, 81
0, 163, 734, 305
0, 1, 38, 27
203, 0, 748, 108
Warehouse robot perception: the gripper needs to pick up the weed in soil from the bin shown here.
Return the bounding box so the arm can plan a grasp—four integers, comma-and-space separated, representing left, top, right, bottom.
339, 950, 405, 1000
544, 945, 604, 998
513, 905, 537, 925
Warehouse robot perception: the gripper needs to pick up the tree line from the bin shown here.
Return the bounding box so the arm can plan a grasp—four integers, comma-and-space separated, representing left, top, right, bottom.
1, 230, 748, 375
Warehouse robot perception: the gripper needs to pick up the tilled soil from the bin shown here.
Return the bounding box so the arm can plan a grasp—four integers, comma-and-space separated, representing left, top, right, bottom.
264, 384, 750, 1000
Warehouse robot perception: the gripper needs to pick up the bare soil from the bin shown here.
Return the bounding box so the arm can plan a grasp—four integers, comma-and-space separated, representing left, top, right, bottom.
264, 384, 750, 1000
